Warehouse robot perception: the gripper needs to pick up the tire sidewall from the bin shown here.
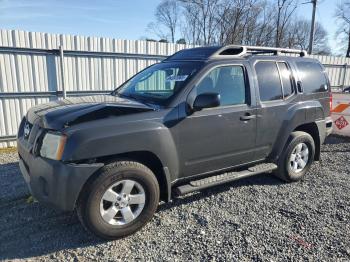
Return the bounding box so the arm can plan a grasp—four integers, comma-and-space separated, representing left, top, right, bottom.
282, 132, 315, 181
83, 163, 159, 239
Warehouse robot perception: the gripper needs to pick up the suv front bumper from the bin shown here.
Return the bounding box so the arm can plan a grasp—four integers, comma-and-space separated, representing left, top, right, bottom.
18, 137, 103, 211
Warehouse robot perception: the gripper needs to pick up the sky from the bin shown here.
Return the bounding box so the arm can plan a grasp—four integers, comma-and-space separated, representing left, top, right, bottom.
0, 0, 344, 54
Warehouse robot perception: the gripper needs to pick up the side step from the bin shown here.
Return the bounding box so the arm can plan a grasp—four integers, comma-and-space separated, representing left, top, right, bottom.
175, 163, 277, 196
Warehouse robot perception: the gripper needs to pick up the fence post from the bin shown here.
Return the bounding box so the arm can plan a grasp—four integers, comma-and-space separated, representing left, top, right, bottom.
59, 45, 67, 99
342, 63, 348, 92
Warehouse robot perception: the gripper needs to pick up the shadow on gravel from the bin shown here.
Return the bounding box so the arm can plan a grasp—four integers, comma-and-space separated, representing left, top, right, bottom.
0, 161, 104, 260
325, 135, 350, 144
0, 162, 282, 260
0, 203, 104, 260
159, 173, 283, 212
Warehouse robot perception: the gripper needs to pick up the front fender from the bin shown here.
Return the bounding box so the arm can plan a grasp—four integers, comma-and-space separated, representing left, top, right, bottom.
62, 119, 180, 181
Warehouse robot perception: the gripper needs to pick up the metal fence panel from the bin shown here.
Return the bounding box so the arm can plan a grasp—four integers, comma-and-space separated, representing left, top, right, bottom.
1, 29, 350, 148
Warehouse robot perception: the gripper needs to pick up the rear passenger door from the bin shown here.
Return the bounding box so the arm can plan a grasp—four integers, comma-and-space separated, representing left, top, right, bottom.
253, 60, 297, 160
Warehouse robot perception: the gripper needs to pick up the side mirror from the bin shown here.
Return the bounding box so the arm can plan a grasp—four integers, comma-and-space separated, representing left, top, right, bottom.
193, 93, 220, 111
320, 84, 328, 91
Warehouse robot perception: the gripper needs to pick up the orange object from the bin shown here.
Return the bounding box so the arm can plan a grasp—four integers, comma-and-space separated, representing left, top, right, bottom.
332, 103, 350, 113
56, 135, 67, 160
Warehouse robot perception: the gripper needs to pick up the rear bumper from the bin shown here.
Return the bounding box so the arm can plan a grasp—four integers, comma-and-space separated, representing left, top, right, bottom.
325, 116, 333, 137
18, 137, 103, 211
316, 116, 333, 146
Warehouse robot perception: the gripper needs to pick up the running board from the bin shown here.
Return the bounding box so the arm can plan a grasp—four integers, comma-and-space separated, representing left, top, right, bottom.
175, 163, 278, 196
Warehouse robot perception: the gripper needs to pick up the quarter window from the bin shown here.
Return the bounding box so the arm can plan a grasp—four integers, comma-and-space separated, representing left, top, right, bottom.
255, 61, 283, 101
196, 65, 247, 106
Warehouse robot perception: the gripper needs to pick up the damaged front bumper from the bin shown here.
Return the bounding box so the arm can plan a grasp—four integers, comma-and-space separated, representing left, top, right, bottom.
18, 136, 104, 211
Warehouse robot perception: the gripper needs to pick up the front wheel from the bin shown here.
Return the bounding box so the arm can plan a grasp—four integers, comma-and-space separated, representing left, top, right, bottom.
274, 131, 315, 182
77, 161, 160, 240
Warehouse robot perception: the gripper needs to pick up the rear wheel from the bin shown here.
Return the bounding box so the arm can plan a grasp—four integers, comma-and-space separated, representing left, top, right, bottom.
274, 131, 315, 182
77, 161, 159, 239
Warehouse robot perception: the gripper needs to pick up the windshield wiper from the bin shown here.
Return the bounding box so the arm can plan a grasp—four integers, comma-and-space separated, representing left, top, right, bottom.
116, 92, 138, 100
117, 92, 156, 108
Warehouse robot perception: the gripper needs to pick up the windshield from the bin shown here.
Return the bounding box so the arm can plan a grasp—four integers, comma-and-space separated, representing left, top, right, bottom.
113, 61, 203, 105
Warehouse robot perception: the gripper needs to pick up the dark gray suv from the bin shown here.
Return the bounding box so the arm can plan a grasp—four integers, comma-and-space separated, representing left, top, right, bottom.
17, 45, 333, 239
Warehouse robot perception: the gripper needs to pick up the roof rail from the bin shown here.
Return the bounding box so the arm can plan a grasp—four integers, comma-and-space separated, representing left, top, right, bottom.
210, 45, 307, 58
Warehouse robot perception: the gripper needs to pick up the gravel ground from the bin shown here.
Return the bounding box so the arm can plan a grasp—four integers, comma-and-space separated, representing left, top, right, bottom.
1, 135, 350, 261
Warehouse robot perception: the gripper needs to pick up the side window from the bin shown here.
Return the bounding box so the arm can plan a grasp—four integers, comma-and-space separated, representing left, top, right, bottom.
196, 65, 246, 106
277, 62, 294, 97
255, 61, 283, 101
296, 61, 328, 93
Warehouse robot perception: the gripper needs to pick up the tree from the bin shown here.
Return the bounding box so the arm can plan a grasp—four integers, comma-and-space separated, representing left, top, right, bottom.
146, 22, 168, 41
335, 1, 350, 57
155, 0, 180, 43
248, 1, 275, 46
274, 0, 298, 47
181, 2, 201, 45
180, 0, 221, 45
176, 38, 187, 44
286, 19, 330, 54
217, 0, 261, 45
146, 0, 332, 54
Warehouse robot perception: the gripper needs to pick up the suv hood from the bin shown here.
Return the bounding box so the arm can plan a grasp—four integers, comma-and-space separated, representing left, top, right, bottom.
26, 95, 154, 130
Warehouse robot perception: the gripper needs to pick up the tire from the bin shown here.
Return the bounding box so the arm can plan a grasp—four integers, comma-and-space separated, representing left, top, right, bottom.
77, 160, 159, 240
274, 131, 315, 182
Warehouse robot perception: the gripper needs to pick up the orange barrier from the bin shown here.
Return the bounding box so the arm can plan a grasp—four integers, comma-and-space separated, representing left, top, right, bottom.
331, 93, 350, 136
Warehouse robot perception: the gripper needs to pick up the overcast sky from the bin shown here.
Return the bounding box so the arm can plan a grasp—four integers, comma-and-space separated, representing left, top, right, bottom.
0, 0, 343, 54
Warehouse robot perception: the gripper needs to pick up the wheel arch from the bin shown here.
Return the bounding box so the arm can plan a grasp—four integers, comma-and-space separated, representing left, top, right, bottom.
76, 150, 171, 207
293, 122, 321, 160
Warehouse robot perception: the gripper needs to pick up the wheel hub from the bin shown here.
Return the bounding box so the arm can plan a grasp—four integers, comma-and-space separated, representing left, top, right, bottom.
289, 142, 309, 173
115, 196, 129, 208
99, 179, 146, 225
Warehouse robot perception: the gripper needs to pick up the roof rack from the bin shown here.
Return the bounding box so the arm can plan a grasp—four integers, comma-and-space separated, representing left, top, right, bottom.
210, 45, 307, 58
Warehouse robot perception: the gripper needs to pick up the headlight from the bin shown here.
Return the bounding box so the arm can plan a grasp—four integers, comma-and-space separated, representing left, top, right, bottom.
40, 132, 67, 160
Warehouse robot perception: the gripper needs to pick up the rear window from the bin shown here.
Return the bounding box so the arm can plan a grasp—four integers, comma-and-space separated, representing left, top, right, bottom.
296, 61, 328, 93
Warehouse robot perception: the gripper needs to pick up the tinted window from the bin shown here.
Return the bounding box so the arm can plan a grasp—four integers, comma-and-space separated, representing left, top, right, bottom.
255, 62, 283, 101
196, 65, 246, 106
278, 62, 294, 97
296, 61, 328, 93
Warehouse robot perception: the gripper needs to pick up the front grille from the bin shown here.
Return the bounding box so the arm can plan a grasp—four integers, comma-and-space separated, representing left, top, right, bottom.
23, 121, 33, 140
20, 117, 45, 155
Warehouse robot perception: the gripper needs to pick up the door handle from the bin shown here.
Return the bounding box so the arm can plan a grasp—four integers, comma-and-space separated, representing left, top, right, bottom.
297, 80, 303, 93
240, 113, 256, 121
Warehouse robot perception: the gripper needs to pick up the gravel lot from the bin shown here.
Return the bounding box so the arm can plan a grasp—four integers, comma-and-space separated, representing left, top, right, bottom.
1, 135, 350, 261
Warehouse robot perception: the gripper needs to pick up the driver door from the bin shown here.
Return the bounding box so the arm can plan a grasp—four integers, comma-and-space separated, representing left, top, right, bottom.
177, 64, 258, 177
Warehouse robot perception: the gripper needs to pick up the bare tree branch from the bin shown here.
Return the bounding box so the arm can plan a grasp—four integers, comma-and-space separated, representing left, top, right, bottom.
335, 1, 350, 57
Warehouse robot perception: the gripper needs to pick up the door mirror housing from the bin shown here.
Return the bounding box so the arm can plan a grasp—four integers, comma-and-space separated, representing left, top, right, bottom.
320, 84, 328, 91
193, 93, 220, 111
